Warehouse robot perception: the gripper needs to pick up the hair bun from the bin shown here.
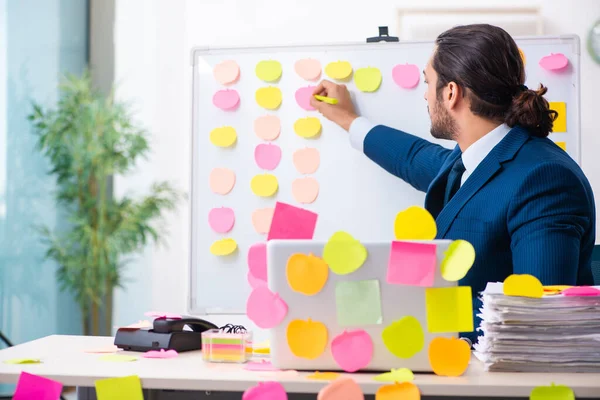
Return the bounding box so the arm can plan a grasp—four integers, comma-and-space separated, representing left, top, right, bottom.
505, 84, 557, 137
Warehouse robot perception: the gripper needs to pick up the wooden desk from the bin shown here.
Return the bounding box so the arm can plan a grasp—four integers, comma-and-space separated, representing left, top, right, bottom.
0, 335, 599, 399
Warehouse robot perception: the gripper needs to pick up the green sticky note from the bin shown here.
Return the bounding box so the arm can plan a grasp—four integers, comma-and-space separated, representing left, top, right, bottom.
530, 383, 575, 400
335, 279, 383, 326
95, 375, 144, 400
99, 354, 138, 362
3, 358, 41, 364
425, 287, 473, 333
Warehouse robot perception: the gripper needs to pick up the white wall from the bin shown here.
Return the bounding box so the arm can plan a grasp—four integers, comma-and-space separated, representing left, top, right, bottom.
112, 0, 600, 336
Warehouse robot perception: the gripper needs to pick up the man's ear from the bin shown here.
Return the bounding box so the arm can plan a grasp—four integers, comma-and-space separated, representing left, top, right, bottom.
446, 82, 461, 110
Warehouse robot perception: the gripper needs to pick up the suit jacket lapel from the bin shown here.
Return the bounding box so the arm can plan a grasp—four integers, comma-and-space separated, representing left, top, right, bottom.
424, 147, 461, 219
432, 126, 530, 238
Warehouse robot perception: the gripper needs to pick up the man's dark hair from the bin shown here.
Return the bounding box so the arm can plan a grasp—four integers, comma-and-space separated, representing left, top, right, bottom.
432, 24, 557, 138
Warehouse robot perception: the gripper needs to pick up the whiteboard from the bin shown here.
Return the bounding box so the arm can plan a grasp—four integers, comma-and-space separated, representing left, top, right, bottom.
189, 35, 581, 314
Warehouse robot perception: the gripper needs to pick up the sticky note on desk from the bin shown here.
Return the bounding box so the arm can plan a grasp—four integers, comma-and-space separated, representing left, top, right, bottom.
387, 241, 436, 286
95, 375, 144, 400
549, 102, 566, 132
530, 383, 575, 400
425, 286, 473, 333
13, 371, 63, 400
4, 358, 41, 364
267, 201, 318, 240
99, 354, 138, 362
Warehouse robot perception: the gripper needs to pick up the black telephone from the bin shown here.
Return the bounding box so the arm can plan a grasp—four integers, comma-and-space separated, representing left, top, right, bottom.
114, 317, 218, 353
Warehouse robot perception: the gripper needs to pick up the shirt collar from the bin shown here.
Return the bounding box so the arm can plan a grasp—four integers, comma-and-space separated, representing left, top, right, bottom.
461, 123, 511, 175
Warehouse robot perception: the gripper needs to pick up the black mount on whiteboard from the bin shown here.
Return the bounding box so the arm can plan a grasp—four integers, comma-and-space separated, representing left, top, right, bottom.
366, 26, 399, 43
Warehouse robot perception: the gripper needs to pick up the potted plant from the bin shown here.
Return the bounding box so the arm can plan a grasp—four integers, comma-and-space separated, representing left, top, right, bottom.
28, 72, 181, 336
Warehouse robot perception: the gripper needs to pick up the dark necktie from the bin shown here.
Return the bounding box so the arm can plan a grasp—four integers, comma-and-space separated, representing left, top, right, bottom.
444, 156, 466, 206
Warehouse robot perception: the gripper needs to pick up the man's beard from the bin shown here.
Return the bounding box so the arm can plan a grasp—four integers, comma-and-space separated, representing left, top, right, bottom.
429, 99, 458, 140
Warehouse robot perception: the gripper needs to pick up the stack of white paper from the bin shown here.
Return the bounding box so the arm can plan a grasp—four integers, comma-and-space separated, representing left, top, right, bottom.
473, 282, 600, 372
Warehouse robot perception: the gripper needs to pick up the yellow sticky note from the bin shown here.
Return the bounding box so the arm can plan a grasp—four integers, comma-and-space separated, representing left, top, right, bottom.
555, 141, 566, 151
325, 61, 353, 80
3, 358, 41, 364
518, 48, 526, 65
428, 337, 471, 377
543, 285, 572, 295
286, 253, 329, 295
307, 371, 340, 380
286, 318, 328, 359
255, 60, 282, 82
394, 206, 437, 240
250, 173, 278, 197
354, 67, 382, 92
253, 339, 271, 354
95, 375, 144, 400
425, 287, 473, 333
530, 383, 575, 400
255, 86, 282, 110
293, 117, 321, 138
503, 274, 543, 298
209, 126, 237, 147
440, 240, 475, 281
99, 354, 138, 362
549, 102, 566, 132
323, 231, 367, 275
209, 238, 238, 256
373, 368, 414, 383
381, 316, 424, 359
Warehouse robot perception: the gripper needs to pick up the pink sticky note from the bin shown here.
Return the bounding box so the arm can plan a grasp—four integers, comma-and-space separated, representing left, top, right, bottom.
267, 202, 318, 241
246, 286, 288, 328
13, 372, 63, 400
387, 241, 437, 287
331, 330, 373, 373
248, 242, 267, 281
392, 63, 420, 89
244, 360, 279, 371
144, 311, 182, 320
208, 207, 235, 233
539, 53, 569, 71
242, 381, 288, 400
212, 89, 240, 110
248, 271, 267, 289
563, 286, 600, 296
142, 349, 179, 359
119, 320, 153, 330
295, 86, 317, 111
254, 143, 282, 170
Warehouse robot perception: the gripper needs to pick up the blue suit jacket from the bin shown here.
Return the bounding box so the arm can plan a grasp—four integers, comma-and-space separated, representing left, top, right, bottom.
363, 125, 596, 343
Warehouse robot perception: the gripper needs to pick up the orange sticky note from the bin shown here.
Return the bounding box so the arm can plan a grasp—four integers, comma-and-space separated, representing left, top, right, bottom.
555, 141, 566, 151
503, 274, 543, 298
307, 371, 340, 381
286, 253, 329, 295
428, 337, 471, 376
549, 102, 566, 132
287, 318, 328, 359
375, 382, 420, 400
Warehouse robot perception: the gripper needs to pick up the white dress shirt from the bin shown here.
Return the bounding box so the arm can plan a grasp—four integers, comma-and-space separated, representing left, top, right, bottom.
348, 117, 511, 186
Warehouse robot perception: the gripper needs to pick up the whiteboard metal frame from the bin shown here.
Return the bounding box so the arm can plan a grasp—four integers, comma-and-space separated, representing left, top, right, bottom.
188, 35, 581, 315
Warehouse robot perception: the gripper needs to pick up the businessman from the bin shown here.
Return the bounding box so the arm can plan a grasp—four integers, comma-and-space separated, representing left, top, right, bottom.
310, 24, 596, 344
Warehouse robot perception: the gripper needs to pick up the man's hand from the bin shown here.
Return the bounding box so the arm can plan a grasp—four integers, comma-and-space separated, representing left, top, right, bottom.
309, 80, 358, 131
